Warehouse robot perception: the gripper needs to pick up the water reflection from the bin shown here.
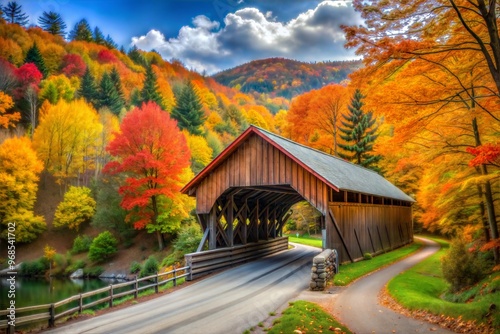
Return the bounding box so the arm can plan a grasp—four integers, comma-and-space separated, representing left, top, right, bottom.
0, 276, 124, 309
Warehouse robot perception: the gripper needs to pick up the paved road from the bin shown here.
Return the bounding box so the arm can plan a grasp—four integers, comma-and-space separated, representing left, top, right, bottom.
47, 244, 320, 334
333, 237, 455, 333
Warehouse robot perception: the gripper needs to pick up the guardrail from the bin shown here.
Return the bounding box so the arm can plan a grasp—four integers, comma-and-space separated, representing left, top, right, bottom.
185, 237, 289, 280
0, 266, 189, 333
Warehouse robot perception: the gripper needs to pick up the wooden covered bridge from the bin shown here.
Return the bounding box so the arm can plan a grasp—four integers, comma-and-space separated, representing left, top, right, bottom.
182, 126, 414, 265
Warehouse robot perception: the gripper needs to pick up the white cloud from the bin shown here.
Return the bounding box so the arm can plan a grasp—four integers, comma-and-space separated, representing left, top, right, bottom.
130, 1, 362, 74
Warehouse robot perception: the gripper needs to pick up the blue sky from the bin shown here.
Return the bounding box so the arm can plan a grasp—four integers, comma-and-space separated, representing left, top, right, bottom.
14, 0, 362, 73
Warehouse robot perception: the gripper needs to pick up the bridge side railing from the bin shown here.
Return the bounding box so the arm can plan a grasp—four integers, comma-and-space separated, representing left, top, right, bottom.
185, 237, 289, 280
0, 265, 189, 334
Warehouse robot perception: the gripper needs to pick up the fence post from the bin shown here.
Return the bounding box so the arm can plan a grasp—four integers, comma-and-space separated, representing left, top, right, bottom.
155, 272, 159, 293
49, 303, 55, 327
109, 284, 113, 308
79, 293, 83, 314
7, 322, 13, 334
173, 265, 177, 287
134, 276, 138, 299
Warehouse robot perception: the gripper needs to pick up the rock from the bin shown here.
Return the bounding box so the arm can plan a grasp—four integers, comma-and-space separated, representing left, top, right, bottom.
70, 268, 84, 279
310, 282, 317, 289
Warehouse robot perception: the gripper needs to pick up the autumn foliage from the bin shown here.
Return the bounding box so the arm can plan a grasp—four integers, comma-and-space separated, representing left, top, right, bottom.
104, 102, 190, 248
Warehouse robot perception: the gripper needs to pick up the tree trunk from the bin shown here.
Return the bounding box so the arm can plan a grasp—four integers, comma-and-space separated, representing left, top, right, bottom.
472, 118, 499, 263
151, 195, 164, 250
475, 183, 490, 242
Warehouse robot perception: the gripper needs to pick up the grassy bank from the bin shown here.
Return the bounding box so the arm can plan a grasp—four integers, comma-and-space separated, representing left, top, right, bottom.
287, 234, 323, 248
248, 301, 352, 334
387, 237, 500, 332
333, 240, 423, 285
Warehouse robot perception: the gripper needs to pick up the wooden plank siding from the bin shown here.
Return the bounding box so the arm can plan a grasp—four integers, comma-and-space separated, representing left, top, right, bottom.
194, 133, 329, 215
327, 203, 413, 262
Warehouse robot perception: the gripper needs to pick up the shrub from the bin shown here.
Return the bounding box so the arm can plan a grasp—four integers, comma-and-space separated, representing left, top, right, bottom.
140, 256, 159, 278
53, 186, 96, 231
130, 261, 142, 274
71, 235, 92, 254
363, 252, 373, 260
88, 231, 118, 263
441, 237, 488, 292
173, 223, 203, 254
20, 258, 48, 276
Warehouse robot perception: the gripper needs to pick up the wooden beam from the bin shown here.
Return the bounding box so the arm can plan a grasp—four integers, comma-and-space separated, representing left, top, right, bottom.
353, 228, 364, 257
328, 209, 354, 263
226, 194, 234, 247
208, 207, 217, 249
196, 228, 209, 252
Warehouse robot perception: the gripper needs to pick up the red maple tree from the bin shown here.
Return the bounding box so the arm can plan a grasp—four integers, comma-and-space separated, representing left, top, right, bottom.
104, 102, 190, 249
61, 54, 86, 77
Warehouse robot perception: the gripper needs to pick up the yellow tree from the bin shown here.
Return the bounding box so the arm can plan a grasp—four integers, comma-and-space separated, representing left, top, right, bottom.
0, 91, 20, 128
33, 99, 103, 186
0, 137, 46, 243
185, 132, 213, 174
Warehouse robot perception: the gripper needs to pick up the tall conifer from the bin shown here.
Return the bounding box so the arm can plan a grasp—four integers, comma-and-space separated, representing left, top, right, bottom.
78, 68, 98, 107
140, 64, 164, 108
2, 1, 28, 26
171, 80, 206, 135
338, 89, 382, 172
98, 72, 123, 115
38, 11, 66, 36
24, 43, 48, 78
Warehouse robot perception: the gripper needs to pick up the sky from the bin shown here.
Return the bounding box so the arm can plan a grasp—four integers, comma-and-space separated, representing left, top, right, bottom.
14, 0, 363, 74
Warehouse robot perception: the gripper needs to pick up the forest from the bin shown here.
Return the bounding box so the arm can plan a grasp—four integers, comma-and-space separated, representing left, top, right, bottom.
0, 0, 499, 294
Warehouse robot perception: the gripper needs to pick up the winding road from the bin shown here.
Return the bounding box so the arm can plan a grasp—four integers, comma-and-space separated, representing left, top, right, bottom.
47, 238, 454, 334
47, 244, 320, 334
333, 237, 454, 333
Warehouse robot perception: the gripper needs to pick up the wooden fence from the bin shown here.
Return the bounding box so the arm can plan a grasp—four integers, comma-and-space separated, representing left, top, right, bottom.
0, 266, 189, 333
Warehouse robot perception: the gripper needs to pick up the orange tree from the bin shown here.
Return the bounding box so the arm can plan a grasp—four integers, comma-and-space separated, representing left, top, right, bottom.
344, 0, 500, 263
104, 102, 190, 250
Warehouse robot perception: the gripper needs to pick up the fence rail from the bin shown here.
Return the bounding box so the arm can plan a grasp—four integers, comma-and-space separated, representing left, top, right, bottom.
0, 266, 189, 334
185, 237, 289, 280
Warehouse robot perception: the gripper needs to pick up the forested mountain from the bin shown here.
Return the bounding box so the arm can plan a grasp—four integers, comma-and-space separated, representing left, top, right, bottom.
0, 16, 284, 253
212, 58, 362, 99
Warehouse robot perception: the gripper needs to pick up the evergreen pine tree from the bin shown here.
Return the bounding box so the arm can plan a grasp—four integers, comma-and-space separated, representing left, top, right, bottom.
2, 1, 28, 26
338, 89, 382, 172
109, 67, 125, 102
93, 26, 105, 45
78, 67, 98, 107
98, 72, 123, 115
24, 43, 48, 78
68, 19, 93, 42
130, 88, 142, 107
128, 45, 147, 67
140, 64, 164, 108
171, 80, 206, 135
105, 35, 117, 49
38, 11, 66, 36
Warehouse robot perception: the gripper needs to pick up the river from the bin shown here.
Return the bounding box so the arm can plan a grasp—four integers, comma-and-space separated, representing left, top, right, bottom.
0, 276, 119, 310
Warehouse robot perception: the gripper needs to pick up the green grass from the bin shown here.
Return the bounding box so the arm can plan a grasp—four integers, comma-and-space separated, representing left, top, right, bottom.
387, 237, 500, 332
287, 234, 323, 248
333, 240, 423, 285
265, 301, 351, 334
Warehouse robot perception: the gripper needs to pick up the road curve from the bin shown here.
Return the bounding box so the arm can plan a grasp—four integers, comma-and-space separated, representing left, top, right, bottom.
332, 237, 455, 334
46, 243, 320, 334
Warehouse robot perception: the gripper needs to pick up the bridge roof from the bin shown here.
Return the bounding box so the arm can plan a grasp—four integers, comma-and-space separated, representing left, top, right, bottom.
182, 125, 415, 203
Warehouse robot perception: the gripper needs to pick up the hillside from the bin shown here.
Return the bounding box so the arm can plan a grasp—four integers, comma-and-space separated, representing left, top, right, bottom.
0, 18, 286, 272
212, 58, 363, 99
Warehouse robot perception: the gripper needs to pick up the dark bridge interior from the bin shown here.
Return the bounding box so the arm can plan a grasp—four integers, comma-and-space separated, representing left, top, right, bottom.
198, 185, 305, 249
